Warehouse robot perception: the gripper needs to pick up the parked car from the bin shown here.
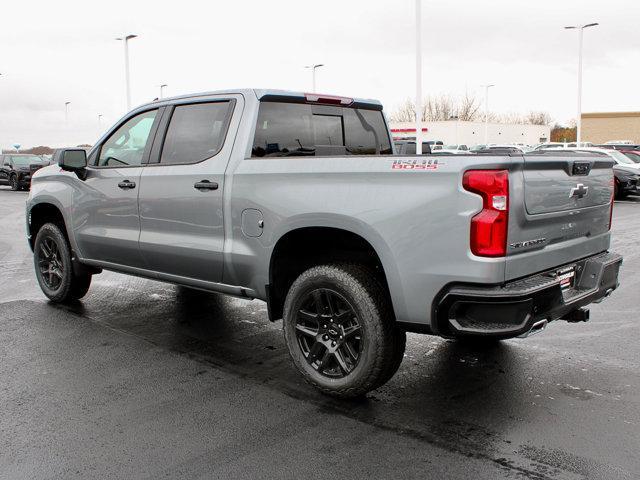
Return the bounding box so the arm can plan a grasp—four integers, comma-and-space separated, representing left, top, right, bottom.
596, 143, 640, 151
567, 147, 640, 199
470, 145, 525, 155
619, 150, 640, 164
0, 154, 49, 190
534, 142, 593, 151
394, 140, 432, 155
437, 144, 469, 154
26, 89, 622, 398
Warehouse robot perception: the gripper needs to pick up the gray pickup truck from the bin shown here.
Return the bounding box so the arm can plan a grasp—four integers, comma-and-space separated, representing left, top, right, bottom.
26, 89, 622, 397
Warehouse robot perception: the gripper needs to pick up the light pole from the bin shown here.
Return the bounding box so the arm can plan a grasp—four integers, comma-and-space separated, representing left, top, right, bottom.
65, 101, 71, 125
565, 23, 598, 145
158, 84, 168, 99
98, 114, 103, 129
481, 84, 494, 144
415, 0, 423, 154
304, 64, 324, 92
116, 34, 138, 111
450, 115, 460, 145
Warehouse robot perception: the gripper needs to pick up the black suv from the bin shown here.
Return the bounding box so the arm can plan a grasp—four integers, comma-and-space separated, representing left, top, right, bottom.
0, 154, 49, 191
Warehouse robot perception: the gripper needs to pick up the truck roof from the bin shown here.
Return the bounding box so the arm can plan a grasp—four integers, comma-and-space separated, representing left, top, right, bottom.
137, 88, 383, 111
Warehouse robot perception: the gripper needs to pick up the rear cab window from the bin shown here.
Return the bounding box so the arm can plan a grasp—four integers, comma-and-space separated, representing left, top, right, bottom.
251, 101, 392, 157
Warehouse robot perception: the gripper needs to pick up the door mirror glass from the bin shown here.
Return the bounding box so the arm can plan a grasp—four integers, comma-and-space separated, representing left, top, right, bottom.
59, 149, 88, 170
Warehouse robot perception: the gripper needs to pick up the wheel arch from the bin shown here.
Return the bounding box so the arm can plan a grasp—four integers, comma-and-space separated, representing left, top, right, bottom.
266, 223, 405, 322
28, 202, 67, 251
28, 201, 100, 276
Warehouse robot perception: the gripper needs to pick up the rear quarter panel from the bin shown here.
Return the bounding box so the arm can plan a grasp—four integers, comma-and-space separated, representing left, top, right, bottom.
225, 154, 513, 327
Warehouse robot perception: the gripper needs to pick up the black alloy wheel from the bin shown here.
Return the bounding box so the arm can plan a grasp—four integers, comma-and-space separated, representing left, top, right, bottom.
283, 263, 406, 398
33, 223, 92, 302
10, 175, 19, 191
295, 288, 362, 378
37, 236, 64, 290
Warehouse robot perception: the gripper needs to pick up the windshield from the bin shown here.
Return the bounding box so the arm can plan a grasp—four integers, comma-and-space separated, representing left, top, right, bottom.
622, 152, 640, 163
10, 155, 46, 166
607, 150, 636, 165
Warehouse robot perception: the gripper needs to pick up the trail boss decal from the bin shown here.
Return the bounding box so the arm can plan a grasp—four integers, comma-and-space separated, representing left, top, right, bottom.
392, 158, 441, 170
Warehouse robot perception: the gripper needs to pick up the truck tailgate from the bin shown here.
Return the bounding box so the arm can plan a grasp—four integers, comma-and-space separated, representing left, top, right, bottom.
505, 152, 614, 281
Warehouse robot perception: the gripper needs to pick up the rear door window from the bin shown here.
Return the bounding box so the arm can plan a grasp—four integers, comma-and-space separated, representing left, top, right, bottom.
160, 101, 233, 165
252, 102, 391, 157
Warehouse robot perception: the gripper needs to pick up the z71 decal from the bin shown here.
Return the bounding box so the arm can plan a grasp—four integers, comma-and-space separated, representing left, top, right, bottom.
392, 158, 441, 170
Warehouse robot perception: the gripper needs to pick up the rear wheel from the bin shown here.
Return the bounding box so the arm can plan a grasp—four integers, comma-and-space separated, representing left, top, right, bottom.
33, 223, 92, 303
283, 263, 405, 398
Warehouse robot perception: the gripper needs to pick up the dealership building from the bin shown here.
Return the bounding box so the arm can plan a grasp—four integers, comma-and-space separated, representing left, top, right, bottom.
389, 121, 550, 146
581, 111, 640, 144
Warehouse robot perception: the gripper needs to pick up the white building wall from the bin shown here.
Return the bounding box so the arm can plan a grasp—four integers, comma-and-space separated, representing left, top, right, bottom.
390, 121, 550, 146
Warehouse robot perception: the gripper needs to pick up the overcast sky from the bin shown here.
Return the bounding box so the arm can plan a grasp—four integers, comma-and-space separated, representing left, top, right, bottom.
1, 0, 639, 149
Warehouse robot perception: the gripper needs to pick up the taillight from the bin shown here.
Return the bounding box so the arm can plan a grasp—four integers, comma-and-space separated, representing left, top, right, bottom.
462, 170, 509, 257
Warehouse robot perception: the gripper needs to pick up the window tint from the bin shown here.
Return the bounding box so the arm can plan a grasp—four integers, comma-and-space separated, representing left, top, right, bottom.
623, 152, 640, 163
160, 102, 231, 164
98, 109, 157, 166
10, 156, 43, 166
252, 102, 391, 157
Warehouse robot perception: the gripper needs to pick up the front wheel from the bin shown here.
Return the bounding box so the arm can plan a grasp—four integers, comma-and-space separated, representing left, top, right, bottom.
33, 223, 92, 303
283, 263, 405, 398
9, 175, 19, 191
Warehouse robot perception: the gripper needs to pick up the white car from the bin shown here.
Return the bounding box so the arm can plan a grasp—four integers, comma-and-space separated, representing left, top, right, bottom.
434, 144, 469, 154
569, 147, 640, 170
534, 142, 593, 151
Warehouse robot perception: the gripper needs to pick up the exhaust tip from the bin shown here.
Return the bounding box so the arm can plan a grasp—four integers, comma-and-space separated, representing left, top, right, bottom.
517, 319, 548, 339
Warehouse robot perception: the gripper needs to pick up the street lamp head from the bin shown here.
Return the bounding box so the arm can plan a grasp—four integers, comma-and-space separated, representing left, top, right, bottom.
116, 34, 138, 41
565, 23, 598, 30
65, 101, 71, 106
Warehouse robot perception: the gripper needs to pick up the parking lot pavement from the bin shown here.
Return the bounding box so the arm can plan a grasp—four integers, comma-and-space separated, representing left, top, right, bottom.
1, 188, 639, 480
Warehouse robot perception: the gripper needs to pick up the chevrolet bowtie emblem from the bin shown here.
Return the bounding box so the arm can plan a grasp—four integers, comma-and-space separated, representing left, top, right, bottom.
569, 183, 589, 199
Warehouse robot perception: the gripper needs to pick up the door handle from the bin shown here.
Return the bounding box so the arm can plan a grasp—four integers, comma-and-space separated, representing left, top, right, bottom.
194, 180, 219, 191
118, 180, 136, 189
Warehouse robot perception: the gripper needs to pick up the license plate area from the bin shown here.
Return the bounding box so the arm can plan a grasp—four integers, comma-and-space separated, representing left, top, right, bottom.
556, 265, 576, 291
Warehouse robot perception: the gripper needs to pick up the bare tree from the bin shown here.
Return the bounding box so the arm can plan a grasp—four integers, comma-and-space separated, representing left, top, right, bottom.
390, 95, 553, 126
526, 111, 553, 125
389, 99, 417, 122
457, 92, 482, 121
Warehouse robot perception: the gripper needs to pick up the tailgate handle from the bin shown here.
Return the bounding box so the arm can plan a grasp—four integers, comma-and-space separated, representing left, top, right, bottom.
572, 162, 592, 176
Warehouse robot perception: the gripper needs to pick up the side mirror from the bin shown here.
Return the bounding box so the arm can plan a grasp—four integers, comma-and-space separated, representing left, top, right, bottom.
59, 149, 87, 172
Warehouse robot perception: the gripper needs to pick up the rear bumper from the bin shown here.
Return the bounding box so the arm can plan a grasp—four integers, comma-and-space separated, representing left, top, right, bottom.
435, 251, 622, 338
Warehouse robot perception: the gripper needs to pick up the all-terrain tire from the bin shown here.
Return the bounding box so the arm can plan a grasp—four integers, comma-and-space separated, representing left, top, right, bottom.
283, 263, 405, 398
33, 223, 92, 303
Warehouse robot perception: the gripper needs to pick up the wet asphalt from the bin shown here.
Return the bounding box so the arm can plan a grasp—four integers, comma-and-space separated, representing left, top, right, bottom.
0, 188, 638, 480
